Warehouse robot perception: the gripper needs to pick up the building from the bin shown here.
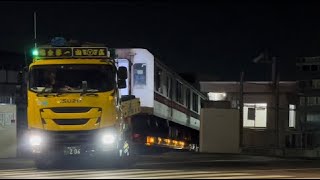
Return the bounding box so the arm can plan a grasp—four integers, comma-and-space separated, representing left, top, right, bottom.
296, 56, 320, 148
200, 81, 298, 150
0, 50, 27, 157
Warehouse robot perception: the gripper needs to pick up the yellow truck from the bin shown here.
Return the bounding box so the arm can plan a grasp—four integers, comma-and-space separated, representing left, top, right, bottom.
25, 39, 140, 169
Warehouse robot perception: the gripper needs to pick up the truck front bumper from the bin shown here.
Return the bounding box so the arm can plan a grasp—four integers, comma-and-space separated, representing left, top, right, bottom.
28, 128, 120, 158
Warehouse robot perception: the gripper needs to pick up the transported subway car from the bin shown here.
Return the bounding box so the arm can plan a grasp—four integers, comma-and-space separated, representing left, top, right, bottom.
115, 48, 207, 152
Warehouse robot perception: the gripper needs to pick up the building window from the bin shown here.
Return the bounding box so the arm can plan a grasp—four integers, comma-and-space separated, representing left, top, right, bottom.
307, 113, 320, 125
155, 66, 163, 93
296, 66, 302, 71
307, 97, 317, 106
289, 104, 296, 128
312, 80, 320, 89
311, 65, 318, 71
302, 65, 310, 71
248, 108, 255, 120
133, 63, 146, 87
207, 92, 227, 101
243, 103, 267, 128
300, 97, 305, 106
192, 93, 199, 113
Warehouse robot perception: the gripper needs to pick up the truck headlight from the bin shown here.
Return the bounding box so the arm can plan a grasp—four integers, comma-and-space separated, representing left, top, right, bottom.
29, 135, 42, 146
102, 134, 116, 144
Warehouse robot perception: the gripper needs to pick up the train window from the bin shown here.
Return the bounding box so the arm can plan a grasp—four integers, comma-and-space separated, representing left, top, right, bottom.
192, 93, 199, 112
186, 88, 191, 109
168, 77, 172, 99
163, 73, 168, 97
176, 81, 183, 104
133, 63, 147, 87
155, 66, 163, 93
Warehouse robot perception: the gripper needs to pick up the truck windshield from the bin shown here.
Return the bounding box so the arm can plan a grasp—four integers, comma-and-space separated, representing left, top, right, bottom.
29, 64, 115, 93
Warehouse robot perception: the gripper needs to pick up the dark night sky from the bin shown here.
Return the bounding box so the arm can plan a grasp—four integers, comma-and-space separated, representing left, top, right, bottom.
1, 1, 320, 81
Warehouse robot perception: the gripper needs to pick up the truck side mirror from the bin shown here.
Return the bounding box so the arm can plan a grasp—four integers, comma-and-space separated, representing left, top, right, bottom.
118, 66, 128, 80
118, 79, 126, 89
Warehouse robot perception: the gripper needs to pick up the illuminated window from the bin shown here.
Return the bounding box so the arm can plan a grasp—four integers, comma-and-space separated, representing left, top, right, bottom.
243, 103, 267, 128
289, 104, 296, 128
207, 92, 227, 101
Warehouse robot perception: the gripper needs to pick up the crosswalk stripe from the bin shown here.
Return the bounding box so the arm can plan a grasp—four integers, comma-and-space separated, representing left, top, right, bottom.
0, 169, 189, 178
0, 170, 293, 179
0, 168, 309, 179
216, 175, 293, 179
123, 173, 252, 179
56, 172, 250, 179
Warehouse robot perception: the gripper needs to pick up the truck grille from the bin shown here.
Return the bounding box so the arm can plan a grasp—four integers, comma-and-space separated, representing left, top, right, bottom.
46, 130, 98, 144
53, 119, 89, 125
49, 107, 92, 113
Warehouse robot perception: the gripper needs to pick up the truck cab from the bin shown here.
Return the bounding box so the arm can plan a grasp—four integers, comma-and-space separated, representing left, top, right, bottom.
25, 40, 138, 168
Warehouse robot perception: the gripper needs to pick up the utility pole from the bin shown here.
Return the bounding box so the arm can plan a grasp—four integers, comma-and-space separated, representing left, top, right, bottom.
239, 71, 244, 148
34, 11, 37, 49
272, 57, 280, 148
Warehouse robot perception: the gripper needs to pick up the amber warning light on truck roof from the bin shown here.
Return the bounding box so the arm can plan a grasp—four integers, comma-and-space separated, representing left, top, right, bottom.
32, 47, 109, 59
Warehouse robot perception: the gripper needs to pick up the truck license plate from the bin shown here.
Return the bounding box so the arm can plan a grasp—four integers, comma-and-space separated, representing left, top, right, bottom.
64, 146, 81, 155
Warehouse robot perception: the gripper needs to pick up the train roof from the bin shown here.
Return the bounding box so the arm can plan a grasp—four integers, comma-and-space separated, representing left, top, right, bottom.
123, 48, 207, 99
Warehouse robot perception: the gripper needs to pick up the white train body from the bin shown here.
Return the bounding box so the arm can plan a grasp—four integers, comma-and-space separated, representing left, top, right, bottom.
115, 48, 206, 131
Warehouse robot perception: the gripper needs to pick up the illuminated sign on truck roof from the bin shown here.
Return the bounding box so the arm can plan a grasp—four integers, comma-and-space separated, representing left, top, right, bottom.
34, 47, 109, 59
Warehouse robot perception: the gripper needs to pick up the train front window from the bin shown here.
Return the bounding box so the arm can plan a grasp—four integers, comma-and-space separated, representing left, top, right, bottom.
133, 63, 147, 87
29, 64, 115, 93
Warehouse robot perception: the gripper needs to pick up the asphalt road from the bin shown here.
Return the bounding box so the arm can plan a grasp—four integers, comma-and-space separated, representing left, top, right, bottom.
1, 152, 320, 179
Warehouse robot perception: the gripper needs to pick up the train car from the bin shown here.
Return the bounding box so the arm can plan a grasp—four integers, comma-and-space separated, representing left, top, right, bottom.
115, 48, 207, 152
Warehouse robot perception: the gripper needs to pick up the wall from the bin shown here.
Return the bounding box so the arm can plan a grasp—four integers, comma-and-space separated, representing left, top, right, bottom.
0, 104, 17, 158
240, 93, 293, 148
200, 108, 240, 153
